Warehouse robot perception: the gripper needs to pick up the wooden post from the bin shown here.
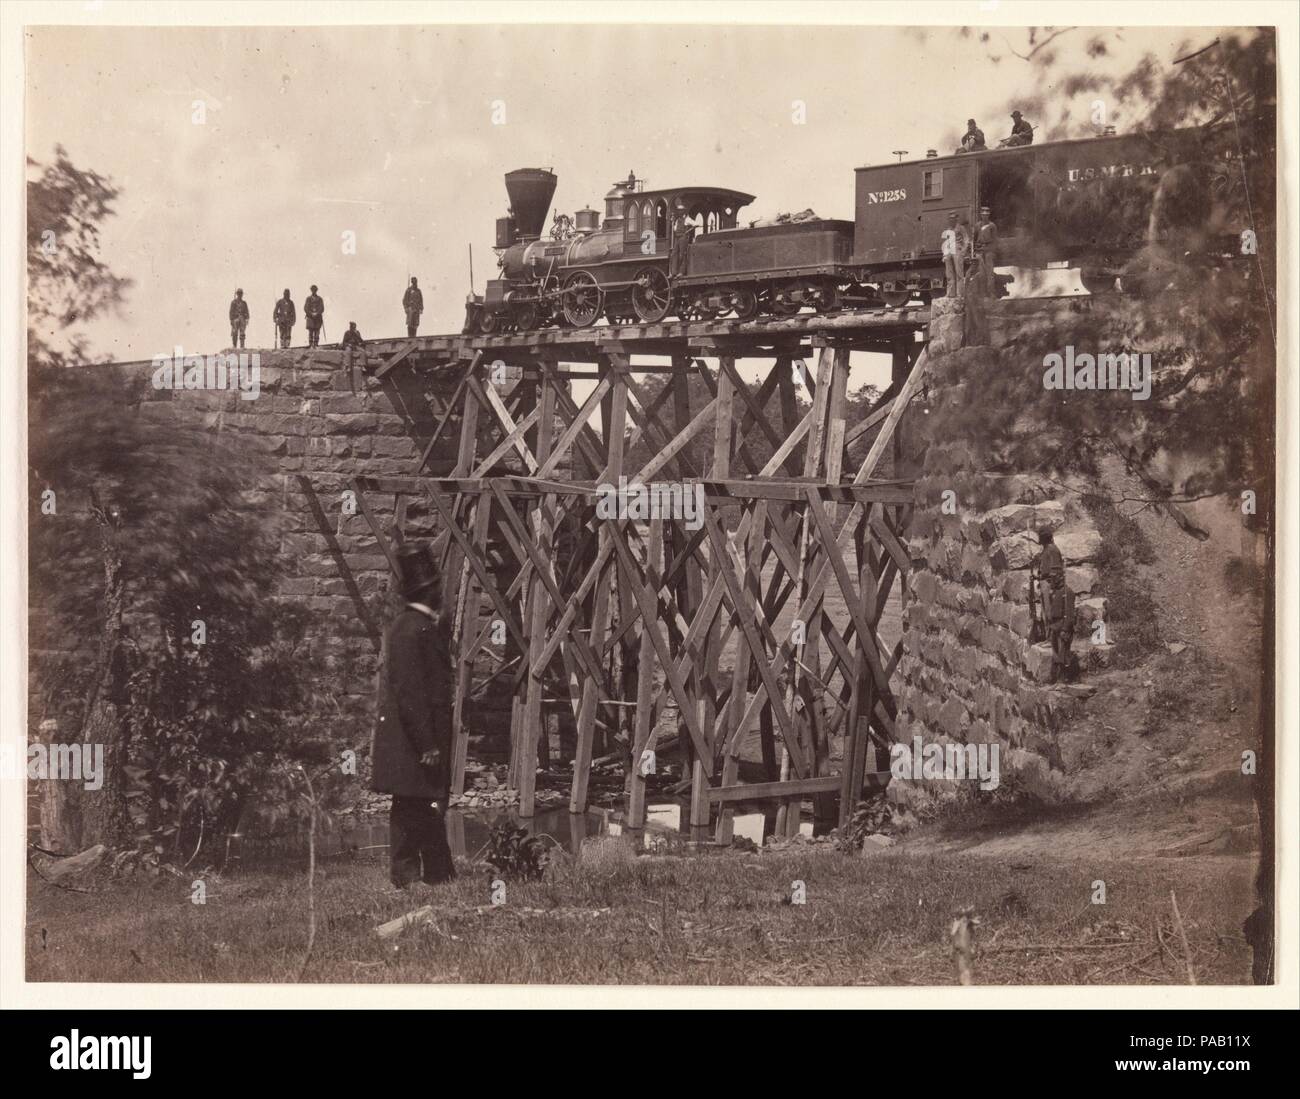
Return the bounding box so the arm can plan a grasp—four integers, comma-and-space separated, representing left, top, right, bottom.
689, 357, 731, 840
628, 513, 664, 829
571, 357, 626, 813
516, 374, 556, 817
449, 490, 490, 796
777, 345, 833, 839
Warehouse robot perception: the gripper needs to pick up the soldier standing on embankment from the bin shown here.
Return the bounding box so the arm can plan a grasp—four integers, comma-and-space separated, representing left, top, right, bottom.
403, 277, 423, 337
273, 289, 296, 349
1034, 527, 1075, 684
304, 284, 324, 348
228, 288, 249, 348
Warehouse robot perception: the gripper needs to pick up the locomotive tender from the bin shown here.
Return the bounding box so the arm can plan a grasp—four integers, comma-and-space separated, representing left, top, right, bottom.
463, 122, 1252, 334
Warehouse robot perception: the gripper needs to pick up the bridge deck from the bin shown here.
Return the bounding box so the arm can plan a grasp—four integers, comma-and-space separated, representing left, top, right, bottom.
364, 305, 930, 366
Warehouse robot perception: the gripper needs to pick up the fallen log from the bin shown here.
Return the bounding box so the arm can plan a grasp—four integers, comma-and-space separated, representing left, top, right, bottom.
374, 905, 433, 940
41, 844, 108, 883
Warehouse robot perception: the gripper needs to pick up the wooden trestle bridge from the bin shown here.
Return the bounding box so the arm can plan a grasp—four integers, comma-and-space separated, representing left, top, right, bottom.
351, 307, 931, 840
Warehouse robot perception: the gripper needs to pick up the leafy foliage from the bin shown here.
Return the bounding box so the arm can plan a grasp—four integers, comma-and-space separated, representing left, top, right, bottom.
484, 822, 549, 881
27, 146, 133, 373
28, 149, 338, 860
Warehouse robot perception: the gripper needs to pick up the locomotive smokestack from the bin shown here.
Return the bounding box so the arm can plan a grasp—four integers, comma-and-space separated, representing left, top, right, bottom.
504, 168, 557, 242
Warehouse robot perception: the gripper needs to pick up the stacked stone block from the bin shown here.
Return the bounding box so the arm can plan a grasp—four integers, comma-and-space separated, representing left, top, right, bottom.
891, 336, 1111, 806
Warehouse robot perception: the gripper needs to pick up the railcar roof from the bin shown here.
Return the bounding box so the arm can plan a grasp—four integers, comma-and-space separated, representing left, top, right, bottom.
855, 125, 1218, 171
633, 186, 757, 206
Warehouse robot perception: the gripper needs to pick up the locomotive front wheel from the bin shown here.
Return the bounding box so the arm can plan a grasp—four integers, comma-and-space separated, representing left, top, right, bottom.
562, 272, 603, 327
631, 268, 673, 323
512, 303, 540, 331
478, 309, 501, 335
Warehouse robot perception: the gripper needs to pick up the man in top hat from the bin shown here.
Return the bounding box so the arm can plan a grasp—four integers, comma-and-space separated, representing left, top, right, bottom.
403, 277, 424, 337
273, 289, 296, 349
229, 289, 249, 348
371, 542, 457, 888
1033, 527, 1075, 683
1006, 110, 1034, 147
304, 284, 325, 348
960, 119, 987, 152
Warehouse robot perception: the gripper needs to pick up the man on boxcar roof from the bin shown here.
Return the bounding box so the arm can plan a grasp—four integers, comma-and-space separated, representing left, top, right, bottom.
1005, 111, 1034, 147
960, 119, 987, 153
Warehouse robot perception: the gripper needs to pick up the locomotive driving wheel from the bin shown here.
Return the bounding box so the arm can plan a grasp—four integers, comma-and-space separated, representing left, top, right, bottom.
730, 287, 759, 321
811, 281, 841, 312
477, 309, 501, 334
561, 271, 603, 327
631, 267, 672, 323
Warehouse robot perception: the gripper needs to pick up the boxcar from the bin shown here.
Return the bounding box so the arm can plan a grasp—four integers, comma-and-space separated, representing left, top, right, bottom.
852, 125, 1250, 298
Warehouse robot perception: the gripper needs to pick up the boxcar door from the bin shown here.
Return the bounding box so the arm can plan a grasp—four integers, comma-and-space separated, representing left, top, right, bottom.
916, 160, 975, 256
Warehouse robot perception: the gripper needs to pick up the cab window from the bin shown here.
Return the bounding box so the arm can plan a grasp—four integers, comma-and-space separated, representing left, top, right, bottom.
626, 202, 640, 234
923, 169, 943, 200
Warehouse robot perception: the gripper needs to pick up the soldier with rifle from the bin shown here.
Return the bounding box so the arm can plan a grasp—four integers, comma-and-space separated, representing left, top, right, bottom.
273, 289, 296, 349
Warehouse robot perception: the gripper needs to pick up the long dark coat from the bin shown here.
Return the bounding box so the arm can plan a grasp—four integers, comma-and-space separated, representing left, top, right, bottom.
371, 606, 454, 799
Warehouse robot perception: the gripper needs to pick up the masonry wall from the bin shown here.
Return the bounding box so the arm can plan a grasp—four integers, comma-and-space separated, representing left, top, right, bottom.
29, 348, 467, 760
890, 299, 1113, 805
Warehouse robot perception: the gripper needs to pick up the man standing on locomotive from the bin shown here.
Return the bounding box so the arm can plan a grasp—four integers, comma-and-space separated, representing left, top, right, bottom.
973, 206, 998, 297
941, 212, 972, 299
403, 277, 424, 337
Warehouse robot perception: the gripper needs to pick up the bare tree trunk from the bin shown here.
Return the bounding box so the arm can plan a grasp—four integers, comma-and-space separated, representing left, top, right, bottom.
38, 718, 81, 852
77, 492, 133, 850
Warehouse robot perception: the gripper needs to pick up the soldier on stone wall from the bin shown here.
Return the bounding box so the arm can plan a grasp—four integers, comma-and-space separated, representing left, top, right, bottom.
273, 289, 296, 349
304, 284, 324, 348
228, 289, 249, 349
973, 206, 998, 298
941, 212, 971, 299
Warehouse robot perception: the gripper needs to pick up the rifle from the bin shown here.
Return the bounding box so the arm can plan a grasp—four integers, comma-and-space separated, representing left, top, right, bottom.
1028, 561, 1046, 644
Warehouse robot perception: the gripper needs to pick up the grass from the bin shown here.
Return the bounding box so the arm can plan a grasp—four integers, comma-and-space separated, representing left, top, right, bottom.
27, 841, 1255, 985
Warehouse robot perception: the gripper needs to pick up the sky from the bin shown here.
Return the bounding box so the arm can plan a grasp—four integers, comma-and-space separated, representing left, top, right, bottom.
25, 21, 1241, 391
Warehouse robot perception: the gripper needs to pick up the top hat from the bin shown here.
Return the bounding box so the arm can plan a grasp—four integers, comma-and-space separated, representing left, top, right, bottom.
395, 542, 440, 601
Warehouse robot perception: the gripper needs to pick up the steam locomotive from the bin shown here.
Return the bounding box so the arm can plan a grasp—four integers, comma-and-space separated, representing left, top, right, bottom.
463, 120, 1263, 334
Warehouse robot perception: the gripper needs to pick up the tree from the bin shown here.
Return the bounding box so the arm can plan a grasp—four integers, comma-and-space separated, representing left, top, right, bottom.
28, 150, 331, 859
